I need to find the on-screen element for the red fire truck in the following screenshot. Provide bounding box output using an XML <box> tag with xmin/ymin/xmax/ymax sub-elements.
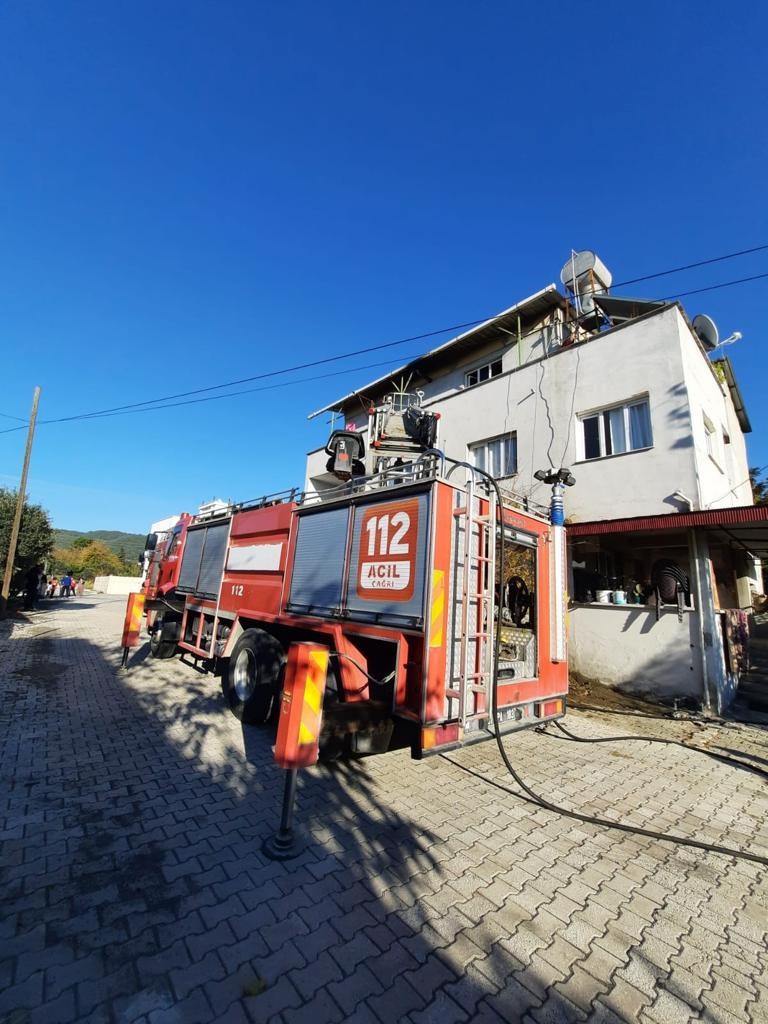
<box><xmin>142</xmin><ymin>394</ymin><xmax>569</xmax><ymax>758</ymax></box>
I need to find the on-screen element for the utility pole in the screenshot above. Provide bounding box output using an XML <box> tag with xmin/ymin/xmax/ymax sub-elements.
<box><xmin>0</xmin><ymin>387</ymin><xmax>41</xmax><ymax>618</ymax></box>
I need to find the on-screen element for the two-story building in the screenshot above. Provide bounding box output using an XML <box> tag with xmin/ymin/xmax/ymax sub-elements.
<box><xmin>304</xmin><ymin>253</ymin><xmax>767</xmax><ymax>712</ymax></box>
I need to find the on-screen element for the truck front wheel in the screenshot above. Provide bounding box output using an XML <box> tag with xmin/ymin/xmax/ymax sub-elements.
<box><xmin>223</xmin><ymin>629</ymin><xmax>284</xmax><ymax>724</ymax></box>
<box><xmin>150</xmin><ymin>612</ymin><xmax>178</xmax><ymax>659</ymax></box>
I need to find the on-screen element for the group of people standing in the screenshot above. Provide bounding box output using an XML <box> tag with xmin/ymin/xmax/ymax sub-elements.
<box><xmin>48</xmin><ymin>573</ymin><xmax>84</xmax><ymax>598</ymax></box>
<box><xmin>23</xmin><ymin>566</ymin><xmax>85</xmax><ymax>610</ymax></box>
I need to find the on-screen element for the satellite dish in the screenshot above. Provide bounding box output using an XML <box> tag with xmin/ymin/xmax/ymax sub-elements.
<box><xmin>693</xmin><ymin>314</ymin><xmax>719</xmax><ymax>351</ymax></box>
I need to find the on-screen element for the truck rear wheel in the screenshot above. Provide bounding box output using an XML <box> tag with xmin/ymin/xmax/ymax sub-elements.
<box><xmin>223</xmin><ymin>628</ymin><xmax>284</xmax><ymax>724</ymax></box>
<box><xmin>150</xmin><ymin>612</ymin><xmax>178</xmax><ymax>659</ymax></box>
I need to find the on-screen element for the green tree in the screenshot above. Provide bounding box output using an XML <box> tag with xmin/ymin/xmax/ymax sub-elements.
<box><xmin>72</xmin><ymin>536</ymin><xmax>92</xmax><ymax>549</ymax></box>
<box><xmin>0</xmin><ymin>488</ymin><xmax>54</xmax><ymax>592</ymax></box>
<box><xmin>750</xmin><ymin>466</ymin><xmax>768</xmax><ymax>506</ymax></box>
<box><xmin>51</xmin><ymin>540</ymin><xmax>137</xmax><ymax>580</ymax></box>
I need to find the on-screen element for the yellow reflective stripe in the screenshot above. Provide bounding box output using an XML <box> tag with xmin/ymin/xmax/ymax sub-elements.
<box><xmin>430</xmin><ymin>570</ymin><xmax>445</xmax><ymax>648</ymax></box>
<box><xmin>298</xmin><ymin>646</ymin><xmax>329</xmax><ymax>746</ymax></box>
<box><xmin>298</xmin><ymin>722</ymin><xmax>315</xmax><ymax>745</ymax></box>
<box><xmin>303</xmin><ymin>676</ymin><xmax>323</xmax><ymax>717</ymax></box>
<box><xmin>308</xmin><ymin>648</ymin><xmax>329</xmax><ymax>679</ymax></box>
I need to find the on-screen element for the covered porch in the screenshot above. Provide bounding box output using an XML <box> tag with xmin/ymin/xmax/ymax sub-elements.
<box><xmin>566</xmin><ymin>506</ymin><xmax>768</xmax><ymax>713</ymax></box>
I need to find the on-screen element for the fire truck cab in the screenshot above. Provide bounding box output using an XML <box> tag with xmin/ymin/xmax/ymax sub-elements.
<box><xmin>142</xmin><ymin>513</ymin><xmax>192</xmax><ymax>658</ymax></box>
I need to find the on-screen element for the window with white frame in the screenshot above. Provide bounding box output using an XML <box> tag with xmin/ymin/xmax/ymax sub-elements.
<box><xmin>703</xmin><ymin>414</ymin><xmax>721</xmax><ymax>469</ymax></box>
<box><xmin>579</xmin><ymin>397</ymin><xmax>652</xmax><ymax>461</ymax></box>
<box><xmin>465</xmin><ymin>357</ymin><xmax>503</xmax><ymax>388</ymax></box>
<box><xmin>470</xmin><ymin>432</ymin><xmax>517</xmax><ymax>477</ymax></box>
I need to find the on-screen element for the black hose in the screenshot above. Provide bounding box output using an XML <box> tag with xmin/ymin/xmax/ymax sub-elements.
<box><xmin>570</xmin><ymin>701</ymin><xmax>761</xmax><ymax>730</ymax></box>
<box><xmin>428</xmin><ymin>451</ymin><xmax>768</xmax><ymax>868</ymax></box>
<box><xmin>569</xmin><ymin>701</ymin><xmax>678</xmax><ymax>719</ymax></box>
<box><xmin>549</xmin><ymin>719</ymin><xmax>768</xmax><ymax>782</ymax></box>
<box><xmin>328</xmin><ymin>650</ymin><xmax>394</xmax><ymax>692</ymax></box>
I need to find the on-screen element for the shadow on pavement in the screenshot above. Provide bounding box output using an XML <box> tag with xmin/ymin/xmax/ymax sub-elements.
<box><xmin>0</xmin><ymin>620</ymin><xmax>591</xmax><ymax>1024</ymax></box>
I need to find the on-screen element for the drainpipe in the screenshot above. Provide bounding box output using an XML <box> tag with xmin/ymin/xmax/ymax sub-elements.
<box><xmin>689</xmin><ymin>528</ymin><xmax>715</xmax><ymax>713</ymax></box>
<box><xmin>548</xmin><ymin>478</ymin><xmax>568</xmax><ymax>664</ymax></box>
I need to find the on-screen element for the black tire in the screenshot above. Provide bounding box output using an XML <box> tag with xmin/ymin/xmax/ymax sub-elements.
<box><xmin>222</xmin><ymin>628</ymin><xmax>284</xmax><ymax>724</ymax></box>
<box><xmin>149</xmin><ymin>612</ymin><xmax>178</xmax><ymax>660</ymax></box>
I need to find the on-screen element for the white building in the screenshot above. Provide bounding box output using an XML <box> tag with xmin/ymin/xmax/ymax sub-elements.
<box><xmin>305</xmin><ymin>255</ymin><xmax>767</xmax><ymax>711</ymax></box>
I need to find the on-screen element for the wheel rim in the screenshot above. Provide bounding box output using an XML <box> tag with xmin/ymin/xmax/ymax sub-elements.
<box><xmin>233</xmin><ymin>648</ymin><xmax>257</xmax><ymax>702</ymax></box>
<box><xmin>151</xmin><ymin>614</ymin><xmax>164</xmax><ymax>649</ymax></box>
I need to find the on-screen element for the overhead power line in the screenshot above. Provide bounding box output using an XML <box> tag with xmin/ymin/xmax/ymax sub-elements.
<box><xmin>0</xmin><ymin>355</ymin><xmax>425</xmax><ymax>435</ymax></box>
<box><xmin>1</xmin><ymin>243</ymin><xmax>766</xmax><ymax>437</ymax></box>
<box><xmin>661</xmin><ymin>271</ymin><xmax>768</xmax><ymax>301</ymax></box>
<box><xmin>40</xmin><ymin>356</ymin><xmax>424</xmax><ymax>424</ymax></box>
<box><xmin>50</xmin><ymin>319</ymin><xmax>485</xmax><ymax>422</ymax></box>
<box><xmin>611</xmin><ymin>243</ymin><xmax>768</xmax><ymax>289</ymax></box>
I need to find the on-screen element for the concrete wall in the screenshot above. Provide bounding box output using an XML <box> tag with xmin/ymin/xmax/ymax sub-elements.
<box><xmin>677</xmin><ymin>322</ymin><xmax>752</xmax><ymax>509</ymax></box>
<box><xmin>418</xmin><ymin>306</ymin><xmax>705</xmax><ymax>521</ymax></box>
<box><xmin>92</xmin><ymin>575</ymin><xmax>143</xmax><ymax>595</ymax></box>
<box><xmin>569</xmin><ymin>605</ymin><xmax>703</xmax><ymax>701</ymax></box>
<box><xmin>307</xmin><ymin>306</ymin><xmax>752</xmax><ymax>523</ymax></box>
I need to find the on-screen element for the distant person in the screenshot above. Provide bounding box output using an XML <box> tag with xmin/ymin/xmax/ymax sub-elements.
<box><xmin>60</xmin><ymin>573</ymin><xmax>72</xmax><ymax>597</ymax></box>
<box><xmin>76</xmin><ymin>577</ymin><xmax>85</xmax><ymax>596</ymax></box>
<box><xmin>47</xmin><ymin>576</ymin><xmax>58</xmax><ymax>598</ymax></box>
<box><xmin>38</xmin><ymin>571</ymin><xmax>48</xmax><ymax>598</ymax></box>
<box><xmin>24</xmin><ymin>564</ymin><xmax>41</xmax><ymax>610</ymax></box>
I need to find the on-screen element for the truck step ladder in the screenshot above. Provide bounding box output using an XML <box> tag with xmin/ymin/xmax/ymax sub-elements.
<box><xmin>448</xmin><ymin>475</ymin><xmax>497</xmax><ymax>726</ymax></box>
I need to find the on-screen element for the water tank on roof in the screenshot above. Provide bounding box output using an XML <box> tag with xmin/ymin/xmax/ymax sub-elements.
<box><xmin>560</xmin><ymin>250</ymin><xmax>613</xmax><ymax>315</ymax></box>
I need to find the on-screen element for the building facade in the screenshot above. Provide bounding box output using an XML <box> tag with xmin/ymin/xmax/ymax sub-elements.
<box><xmin>305</xmin><ymin>261</ymin><xmax>764</xmax><ymax>710</ymax></box>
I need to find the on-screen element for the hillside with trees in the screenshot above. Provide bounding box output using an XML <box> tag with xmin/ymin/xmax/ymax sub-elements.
<box><xmin>53</xmin><ymin>529</ymin><xmax>145</xmax><ymax>563</ymax></box>
<box><xmin>49</xmin><ymin>537</ymin><xmax>138</xmax><ymax>579</ymax></box>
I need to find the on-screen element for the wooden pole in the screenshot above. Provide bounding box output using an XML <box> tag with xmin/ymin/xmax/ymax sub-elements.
<box><xmin>0</xmin><ymin>387</ymin><xmax>41</xmax><ymax>617</ymax></box>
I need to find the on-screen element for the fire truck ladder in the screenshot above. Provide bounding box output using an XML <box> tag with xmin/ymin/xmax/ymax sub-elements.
<box><xmin>447</xmin><ymin>476</ymin><xmax>497</xmax><ymax>728</ymax></box>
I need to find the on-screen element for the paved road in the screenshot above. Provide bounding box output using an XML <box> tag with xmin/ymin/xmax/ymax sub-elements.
<box><xmin>1</xmin><ymin>595</ymin><xmax>766</xmax><ymax>1023</ymax></box>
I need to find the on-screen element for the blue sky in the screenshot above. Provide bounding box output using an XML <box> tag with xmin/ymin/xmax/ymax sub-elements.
<box><xmin>2</xmin><ymin>1</ymin><xmax>766</xmax><ymax>532</ymax></box>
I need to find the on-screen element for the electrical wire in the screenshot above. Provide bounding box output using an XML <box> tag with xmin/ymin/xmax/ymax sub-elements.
<box><xmin>0</xmin><ymin>355</ymin><xmax>422</xmax><ymax>433</ymax></box>
<box><xmin>3</xmin><ymin>245</ymin><xmax>767</xmax><ymax>436</ymax></box>
<box><xmin>662</xmin><ymin>271</ymin><xmax>768</xmax><ymax>301</ymax></box>
<box><xmin>430</xmin><ymin>450</ymin><xmax>768</xmax><ymax>866</ymax></box>
<box><xmin>611</xmin><ymin>243</ymin><xmax>768</xmax><ymax>289</ymax></box>
<box><xmin>559</xmin><ymin>340</ymin><xmax>580</xmax><ymax>468</ymax></box>
<box><xmin>549</xmin><ymin>718</ymin><xmax>768</xmax><ymax>782</ymax></box>
<box><xmin>538</xmin><ymin>364</ymin><xmax>556</xmax><ymax>469</ymax></box>
<box><xmin>704</xmin><ymin>464</ymin><xmax>768</xmax><ymax>508</ymax></box>
<box><xmin>0</xmin><ymin>319</ymin><xmax>486</xmax><ymax>436</ymax></box>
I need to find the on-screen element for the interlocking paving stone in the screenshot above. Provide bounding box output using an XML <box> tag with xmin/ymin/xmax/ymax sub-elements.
<box><xmin>1</xmin><ymin>597</ymin><xmax>767</xmax><ymax>1023</ymax></box>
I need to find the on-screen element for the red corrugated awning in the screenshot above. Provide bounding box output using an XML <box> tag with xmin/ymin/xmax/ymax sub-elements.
<box><xmin>568</xmin><ymin>505</ymin><xmax>768</xmax><ymax>558</ymax></box>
